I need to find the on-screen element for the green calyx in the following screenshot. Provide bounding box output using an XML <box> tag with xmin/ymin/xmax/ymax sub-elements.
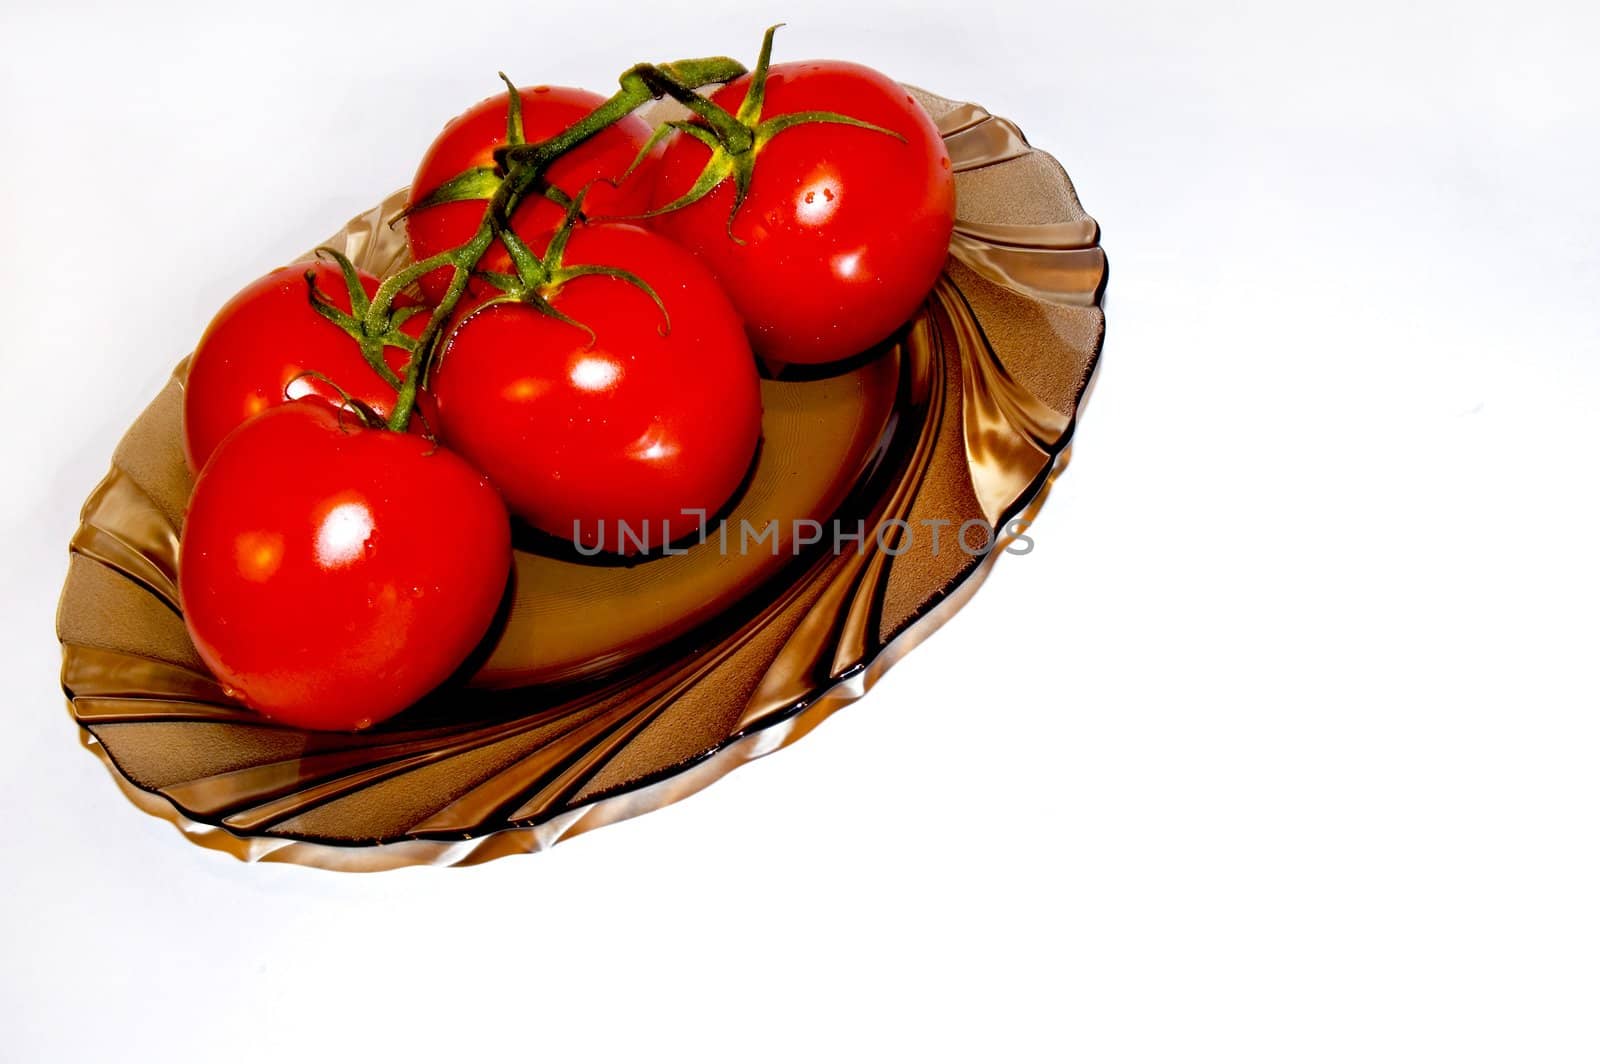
<box><xmin>303</xmin><ymin>239</ymin><xmax>487</xmax><ymax>435</ymax></box>
<box><xmin>474</xmin><ymin>189</ymin><xmax>671</xmax><ymax>344</ymax></box>
<box><xmin>303</xmin><ymin>247</ymin><xmax>421</xmax><ymax>394</ymax></box>
<box><xmin>621</xmin><ymin>24</ymin><xmax>905</xmax><ymax>240</ymax></box>
<box><xmin>399</xmin><ymin>73</ymin><xmax>573</xmax><ymax>223</ymax></box>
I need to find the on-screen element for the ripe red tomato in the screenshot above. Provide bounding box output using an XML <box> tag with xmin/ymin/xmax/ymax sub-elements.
<box><xmin>179</xmin><ymin>400</ymin><xmax>511</xmax><ymax>731</ymax></box>
<box><xmin>431</xmin><ymin>223</ymin><xmax>761</xmax><ymax>553</ymax></box>
<box><xmin>182</xmin><ymin>260</ymin><xmax>433</xmax><ymax>473</ymax></box>
<box><xmin>406</xmin><ymin>85</ymin><xmax>655</xmax><ymax>303</ymax></box>
<box><xmin>648</xmin><ymin>62</ymin><xmax>956</xmax><ymax>365</ymax></box>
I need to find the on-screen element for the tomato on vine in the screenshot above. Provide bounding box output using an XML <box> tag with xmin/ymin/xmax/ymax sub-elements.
<box><xmin>431</xmin><ymin>221</ymin><xmax>761</xmax><ymax>554</ymax></box>
<box><xmin>405</xmin><ymin>81</ymin><xmax>656</xmax><ymax>304</ymax></box>
<box><xmin>176</xmin><ymin>39</ymin><xmax>962</xmax><ymax>733</ymax></box>
<box><xmin>640</xmin><ymin>27</ymin><xmax>956</xmax><ymax>365</ymax></box>
<box><xmin>179</xmin><ymin>399</ymin><xmax>511</xmax><ymax>731</ymax></box>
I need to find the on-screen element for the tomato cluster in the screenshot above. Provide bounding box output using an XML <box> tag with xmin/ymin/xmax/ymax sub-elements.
<box><xmin>176</xmin><ymin>28</ymin><xmax>956</xmax><ymax>731</ymax></box>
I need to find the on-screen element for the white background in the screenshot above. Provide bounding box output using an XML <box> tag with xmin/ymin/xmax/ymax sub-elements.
<box><xmin>3</xmin><ymin>0</ymin><xmax>1597</xmax><ymax>1060</ymax></box>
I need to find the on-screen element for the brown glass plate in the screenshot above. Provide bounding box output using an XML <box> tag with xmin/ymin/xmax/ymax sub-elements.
<box><xmin>55</xmin><ymin>86</ymin><xmax>1106</xmax><ymax>870</ymax></box>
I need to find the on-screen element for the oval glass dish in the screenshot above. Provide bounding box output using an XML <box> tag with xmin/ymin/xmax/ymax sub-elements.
<box><xmin>56</xmin><ymin>87</ymin><xmax>1106</xmax><ymax>870</ymax></box>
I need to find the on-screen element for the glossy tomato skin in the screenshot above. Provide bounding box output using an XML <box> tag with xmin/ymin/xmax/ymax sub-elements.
<box><xmin>182</xmin><ymin>260</ymin><xmax>433</xmax><ymax>474</ymax></box>
<box><xmin>431</xmin><ymin>223</ymin><xmax>761</xmax><ymax>553</ymax></box>
<box><xmin>179</xmin><ymin>400</ymin><xmax>511</xmax><ymax>731</ymax></box>
<box><xmin>649</xmin><ymin>62</ymin><xmax>956</xmax><ymax>365</ymax></box>
<box><xmin>406</xmin><ymin>85</ymin><xmax>655</xmax><ymax>303</ymax></box>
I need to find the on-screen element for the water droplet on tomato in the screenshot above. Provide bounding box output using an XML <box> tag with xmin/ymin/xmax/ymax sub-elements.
<box><xmin>354</xmin><ymin>717</ymin><xmax>373</xmax><ymax>730</ymax></box>
<box><xmin>409</xmin><ymin>585</ymin><xmax>425</xmax><ymax>599</ymax></box>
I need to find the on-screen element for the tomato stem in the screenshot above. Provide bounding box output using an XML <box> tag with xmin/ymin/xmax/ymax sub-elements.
<box><xmin>373</xmin><ymin>55</ymin><xmax>746</xmax><ymax>434</ymax></box>
<box><xmin>499</xmin><ymin>72</ymin><xmax>526</xmax><ymax>147</ymax></box>
<box><xmin>286</xmin><ymin>369</ymin><xmax>387</xmax><ymax>430</ymax></box>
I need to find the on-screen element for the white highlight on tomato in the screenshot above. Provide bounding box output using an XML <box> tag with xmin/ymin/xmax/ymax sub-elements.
<box><xmin>796</xmin><ymin>170</ymin><xmax>840</xmax><ymax>225</ymax></box>
<box><xmin>570</xmin><ymin>356</ymin><xmax>620</xmax><ymax>392</ymax></box>
<box><xmin>284</xmin><ymin>372</ymin><xmax>317</xmax><ymax>401</ymax></box>
<box><xmin>831</xmin><ymin>249</ymin><xmax>864</xmax><ymax>280</ymax></box>
<box><xmin>630</xmin><ymin>426</ymin><xmax>679</xmax><ymax>463</ymax></box>
<box><xmin>315</xmin><ymin>499</ymin><xmax>375</xmax><ymax>568</ymax></box>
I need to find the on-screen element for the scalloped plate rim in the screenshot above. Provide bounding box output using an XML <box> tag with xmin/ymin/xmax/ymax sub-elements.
<box><xmin>65</xmin><ymin>430</ymin><xmax>1090</xmax><ymax>870</ymax></box>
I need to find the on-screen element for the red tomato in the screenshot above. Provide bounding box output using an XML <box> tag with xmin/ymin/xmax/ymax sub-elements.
<box><xmin>179</xmin><ymin>400</ymin><xmax>510</xmax><ymax>731</ymax></box>
<box><xmin>431</xmin><ymin>223</ymin><xmax>761</xmax><ymax>553</ymax></box>
<box><xmin>406</xmin><ymin>85</ymin><xmax>655</xmax><ymax>303</ymax></box>
<box><xmin>182</xmin><ymin>260</ymin><xmax>434</xmax><ymax>473</ymax></box>
<box><xmin>648</xmin><ymin>62</ymin><xmax>956</xmax><ymax>365</ymax></box>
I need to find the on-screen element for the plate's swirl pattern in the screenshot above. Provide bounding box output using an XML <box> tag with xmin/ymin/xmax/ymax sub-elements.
<box><xmin>56</xmin><ymin>87</ymin><xmax>1105</xmax><ymax>870</ymax></box>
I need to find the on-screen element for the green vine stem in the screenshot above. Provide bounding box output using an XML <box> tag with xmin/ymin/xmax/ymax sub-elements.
<box><xmin>302</xmin><ymin>29</ymin><xmax>906</xmax><ymax>436</ymax></box>
<box><xmin>349</xmin><ymin>53</ymin><xmax>749</xmax><ymax>434</ymax></box>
